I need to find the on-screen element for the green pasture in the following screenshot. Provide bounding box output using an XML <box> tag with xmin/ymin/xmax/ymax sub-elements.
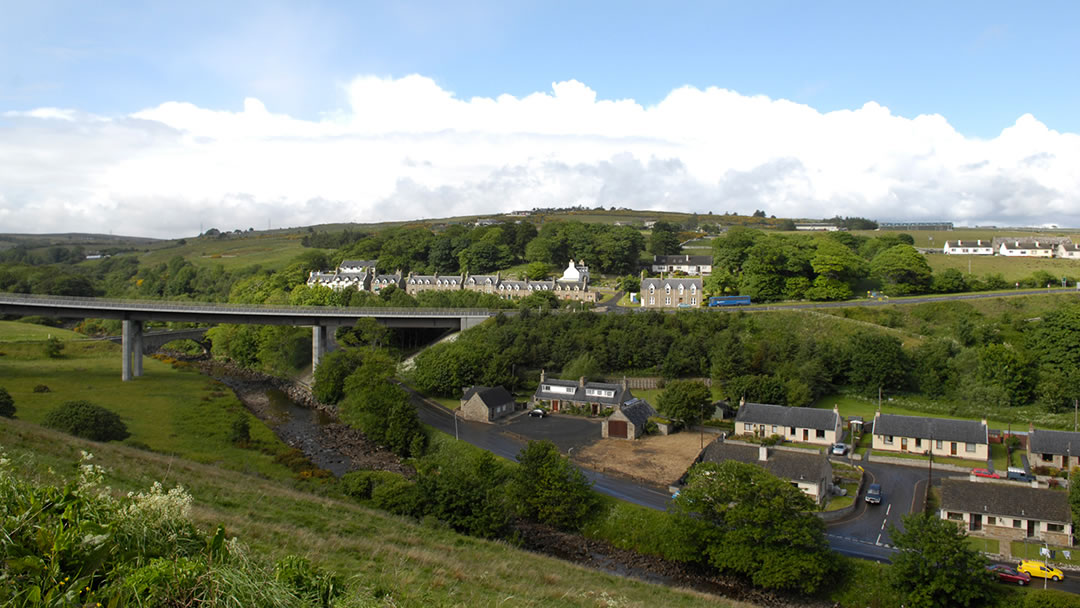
<box><xmin>139</xmin><ymin>232</ymin><xmax>314</xmax><ymax>271</ymax></box>
<box><xmin>925</xmin><ymin>253</ymin><xmax>1080</xmax><ymax>282</ymax></box>
<box><xmin>850</xmin><ymin>228</ymin><xmax>1080</xmax><ymax>250</ymax></box>
<box><xmin>0</xmin><ymin>329</ymin><xmax>297</xmax><ymax>481</ymax></box>
<box><xmin>0</xmin><ymin>320</ymin><xmax>83</xmax><ymax>342</ymax></box>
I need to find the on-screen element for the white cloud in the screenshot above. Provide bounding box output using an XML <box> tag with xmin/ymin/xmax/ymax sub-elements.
<box><xmin>1</xmin><ymin>74</ymin><xmax>1079</xmax><ymax>238</ymax></box>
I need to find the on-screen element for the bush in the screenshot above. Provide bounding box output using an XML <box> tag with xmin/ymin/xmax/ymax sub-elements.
<box><xmin>43</xmin><ymin>335</ymin><xmax>65</xmax><ymax>358</ymax></box>
<box><xmin>371</xmin><ymin>475</ymin><xmax>422</xmax><ymax>517</ymax></box>
<box><xmin>33</xmin><ymin>384</ymin><xmax>50</xmax><ymax>393</ymax></box>
<box><xmin>42</xmin><ymin>400</ymin><xmax>130</xmax><ymax>441</ymax></box>
<box><xmin>1022</xmin><ymin>588</ymin><xmax>1080</xmax><ymax>608</ymax></box>
<box><xmin>340</xmin><ymin>470</ymin><xmax>403</xmax><ymax>500</ymax></box>
<box><xmin>230</xmin><ymin>414</ymin><xmax>251</xmax><ymax>446</ymax></box>
<box><xmin>0</xmin><ymin>387</ymin><xmax>14</xmax><ymax>418</ymax></box>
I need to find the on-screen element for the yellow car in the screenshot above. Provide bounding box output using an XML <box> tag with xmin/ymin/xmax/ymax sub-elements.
<box><xmin>1018</xmin><ymin>560</ymin><xmax>1064</xmax><ymax>581</ymax></box>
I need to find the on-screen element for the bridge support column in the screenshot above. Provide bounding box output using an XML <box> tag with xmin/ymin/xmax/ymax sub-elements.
<box><xmin>122</xmin><ymin>320</ymin><xmax>144</xmax><ymax>381</ymax></box>
<box><xmin>312</xmin><ymin>325</ymin><xmax>328</xmax><ymax>370</ymax></box>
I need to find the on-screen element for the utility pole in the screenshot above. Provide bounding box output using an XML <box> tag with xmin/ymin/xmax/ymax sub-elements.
<box><xmin>454</xmin><ymin>409</ymin><xmax>459</xmax><ymax>441</ymax></box>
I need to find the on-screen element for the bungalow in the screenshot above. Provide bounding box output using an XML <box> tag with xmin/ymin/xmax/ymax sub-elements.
<box><xmin>532</xmin><ymin>371</ymin><xmax>635</xmax><ymax>415</ymax></box>
<box><xmin>1057</xmin><ymin>242</ymin><xmax>1080</xmax><ymax>259</ymax></box>
<box><xmin>871</xmin><ymin>412</ymin><xmax>989</xmax><ymax>460</ymax></box>
<box><xmin>459</xmin><ymin>385</ymin><xmax>516</xmax><ymax>423</ymax></box>
<box><xmin>1027</xmin><ymin>426</ymin><xmax>1080</xmax><ymax>471</ymax></box>
<box><xmin>734</xmin><ymin>402</ymin><xmax>843</xmax><ymax>447</ymax></box>
<box><xmin>940</xmin><ymin>479</ymin><xmax>1073</xmax><ymax>546</ymax></box>
<box><xmin>651</xmin><ymin>254</ymin><xmax>714</xmax><ymax>276</ymax></box>
<box><xmin>794</xmin><ymin>223</ymin><xmax>839</xmax><ymax>232</ymax></box>
<box><xmin>602</xmin><ymin>398</ymin><xmax>656</xmax><ymax>440</ymax></box>
<box><xmin>999</xmin><ymin>240</ymin><xmax>1054</xmax><ymax>258</ymax></box>
<box><xmin>640</xmin><ymin>277</ymin><xmax>702</xmax><ymax>308</ymax></box>
<box><xmin>306</xmin><ymin>270</ymin><xmax>370</xmax><ymax>291</ymax></box>
<box><xmin>942</xmin><ymin>240</ymin><xmax>994</xmax><ymax>255</ymax></box>
<box><xmin>699</xmin><ymin>438</ymin><xmax>833</xmax><ymax>503</ymax></box>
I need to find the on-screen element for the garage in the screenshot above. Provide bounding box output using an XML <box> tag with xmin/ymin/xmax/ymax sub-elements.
<box><xmin>607</xmin><ymin>420</ymin><xmax>628</xmax><ymax>439</ymax></box>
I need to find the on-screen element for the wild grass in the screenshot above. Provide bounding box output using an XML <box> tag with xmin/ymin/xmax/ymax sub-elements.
<box><xmin>0</xmin><ymin>419</ymin><xmax>746</xmax><ymax>607</ymax></box>
<box><xmin>0</xmin><ymin>320</ymin><xmax>84</xmax><ymax>342</ymax></box>
<box><xmin>139</xmin><ymin>232</ymin><xmax>314</xmax><ymax>272</ymax></box>
<box><xmin>925</xmin><ymin>254</ymin><xmax>1080</xmax><ymax>282</ymax></box>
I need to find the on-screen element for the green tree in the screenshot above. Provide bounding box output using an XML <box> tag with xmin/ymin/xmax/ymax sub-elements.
<box><xmin>847</xmin><ymin>332</ymin><xmax>910</xmax><ymax>394</ymax></box>
<box><xmin>648</xmin><ymin>221</ymin><xmax>681</xmax><ymax>256</ymax></box>
<box><xmin>977</xmin><ymin>343</ymin><xmax>1036</xmax><ymax>406</ymax></box>
<box><xmin>524</xmin><ymin>261</ymin><xmax>550</xmax><ymax>280</ymax></box>
<box><xmin>889</xmin><ymin>513</ymin><xmax>994</xmax><ymax>608</ymax></box>
<box><xmin>869</xmin><ymin>244</ymin><xmax>933</xmax><ymax>295</ymax></box>
<box><xmin>415</xmin><ymin>449</ymin><xmax>512</xmax><ymax>538</ymax></box>
<box><xmin>1027</xmin><ymin>302</ymin><xmax>1080</xmax><ymax>376</ymax></box>
<box><xmin>312</xmin><ymin>349</ymin><xmax>363</xmax><ymax>404</ymax></box>
<box><xmin>44</xmin><ymin>335</ymin><xmax>64</xmax><ymax>358</ymax></box>
<box><xmin>561</xmin><ymin>351</ymin><xmax>602</xmax><ymax>380</ymax></box>
<box><xmin>508</xmin><ymin>440</ymin><xmax>597</xmax><ymax>531</ymax></box>
<box><xmin>672</xmin><ymin>461</ymin><xmax>835</xmax><ymax>593</ymax></box>
<box><xmin>229</xmin><ymin>414</ymin><xmax>251</xmax><ymax>446</ymax></box>
<box><xmin>722</xmin><ymin>374</ymin><xmax>787</xmax><ymax>405</ymax></box>
<box><xmin>42</xmin><ymin>400</ymin><xmax>130</xmax><ymax>441</ymax></box>
<box><xmin>616</xmin><ymin>274</ymin><xmax>640</xmax><ymax>293</ymax></box>
<box><xmin>0</xmin><ymin>387</ymin><xmax>14</xmax><ymax>418</ymax></box>
<box><xmin>518</xmin><ymin>290</ymin><xmax>560</xmax><ymax>311</ymax></box>
<box><xmin>657</xmin><ymin>380</ymin><xmax>711</xmax><ymax>426</ymax></box>
<box><xmin>712</xmin><ymin>226</ymin><xmax>764</xmax><ymax>274</ymax></box>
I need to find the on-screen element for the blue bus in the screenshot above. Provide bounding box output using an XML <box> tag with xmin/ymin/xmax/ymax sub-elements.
<box><xmin>708</xmin><ymin>295</ymin><xmax>752</xmax><ymax>307</ymax></box>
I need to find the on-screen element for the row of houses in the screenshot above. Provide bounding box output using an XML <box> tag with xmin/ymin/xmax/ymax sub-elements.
<box><xmin>733</xmin><ymin>402</ymin><xmax>1075</xmax><ymax>545</ymax></box>
<box><xmin>307</xmin><ymin>259</ymin><xmax>599</xmax><ymax>302</ymax></box>
<box><xmin>943</xmin><ymin>237</ymin><xmax>1080</xmax><ymax>258</ymax></box>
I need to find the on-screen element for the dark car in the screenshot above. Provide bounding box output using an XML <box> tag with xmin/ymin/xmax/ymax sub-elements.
<box><xmin>865</xmin><ymin>483</ymin><xmax>882</xmax><ymax>505</ymax></box>
<box><xmin>987</xmin><ymin>564</ymin><xmax>1031</xmax><ymax>586</ymax></box>
<box><xmin>1006</xmin><ymin>467</ymin><xmax>1035</xmax><ymax>482</ymax></box>
<box><xmin>528</xmin><ymin>409</ymin><xmax>548</xmax><ymax>418</ymax></box>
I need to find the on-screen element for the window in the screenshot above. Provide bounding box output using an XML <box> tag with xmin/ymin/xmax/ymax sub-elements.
<box><xmin>1049</xmin><ymin>523</ymin><xmax>1065</xmax><ymax>532</ymax></box>
<box><xmin>665</xmin><ymin>296</ymin><xmax>671</xmax><ymax>305</ymax></box>
<box><xmin>947</xmin><ymin>512</ymin><xmax>963</xmax><ymax>521</ymax></box>
<box><xmin>691</xmin><ymin>297</ymin><xmax>697</xmax><ymax>305</ymax></box>
<box><xmin>987</xmin><ymin>517</ymin><xmax>996</xmax><ymax>526</ymax></box>
<box><xmin>1043</xmin><ymin>453</ymin><xmax>1054</xmax><ymax>462</ymax></box>
<box><xmin>816</xmin><ymin>429</ymin><xmax>825</xmax><ymax>439</ymax></box>
<box><xmin>744</xmin><ymin>423</ymin><xmax>752</xmax><ymax>431</ymax></box>
<box><xmin>649</xmin><ymin>296</ymin><xmax>655</xmax><ymax>305</ymax></box>
<box><xmin>772</xmin><ymin>425</ymin><xmax>778</xmax><ymax>434</ymax></box>
<box><xmin>936</xmin><ymin>440</ymin><xmax>943</xmax><ymax>450</ymax></box>
<box><xmin>1013</xmin><ymin>519</ymin><xmax>1023</xmax><ymax>529</ymax></box>
<box><xmin>691</xmin><ymin>284</ymin><xmax>696</xmax><ymax>293</ymax></box>
<box><xmin>665</xmin><ymin>285</ymin><xmax>671</xmax><ymax>294</ymax></box>
<box><xmin>965</xmin><ymin>443</ymin><xmax>976</xmax><ymax>453</ymax></box>
<box><xmin>915</xmin><ymin>438</ymin><xmax>922</xmax><ymax>448</ymax></box>
<box><xmin>649</xmin><ymin>285</ymin><xmax>655</xmax><ymax>293</ymax></box>
<box><xmin>679</xmin><ymin>284</ymin><xmax>684</xmax><ymax>294</ymax></box>
<box><xmin>883</xmin><ymin>435</ymin><xmax>893</xmax><ymax>445</ymax></box>
<box><xmin>789</xmin><ymin>426</ymin><xmax>795</xmax><ymax>435</ymax></box>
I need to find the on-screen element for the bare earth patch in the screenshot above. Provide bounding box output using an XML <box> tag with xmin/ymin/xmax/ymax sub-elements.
<box><xmin>575</xmin><ymin>432</ymin><xmax>708</xmax><ymax>486</ymax></box>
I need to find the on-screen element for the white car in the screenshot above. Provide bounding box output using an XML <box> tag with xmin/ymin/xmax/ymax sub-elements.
<box><xmin>830</xmin><ymin>443</ymin><xmax>848</xmax><ymax>456</ymax></box>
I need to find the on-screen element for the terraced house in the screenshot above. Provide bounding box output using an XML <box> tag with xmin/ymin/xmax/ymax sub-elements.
<box><xmin>941</xmin><ymin>479</ymin><xmax>1073</xmax><ymax>546</ymax></box>
<box><xmin>532</xmin><ymin>371</ymin><xmax>635</xmax><ymax>415</ymax></box>
<box><xmin>871</xmin><ymin>412</ymin><xmax>989</xmax><ymax>460</ymax></box>
<box><xmin>640</xmin><ymin>277</ymin><xmax>702</xmax><ymax>308</ymax></box>
<box><xmin>734</xmin><ymin>402</ymin><xmax>843</xmax><ymax>447</ymax></box>
<box><xmin>1027</xmin><ymin>426</ymin><xmax>1080</xmax><ymax>471</ymax></box>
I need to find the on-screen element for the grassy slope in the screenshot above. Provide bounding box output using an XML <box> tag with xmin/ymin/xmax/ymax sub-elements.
<box><xmin>0</xmin><ymin>320</ymin><xmax>83</xmax><ymax>342</ymax></box>
<box><xmin>0</xmin><ymin>323</ymin><xmax>747</xmax><ymax>607</ymax></box>
<box><xmin>138</xmin><ymin>232</ymin><xmax>316</xmax><ymax>272</ymax></box>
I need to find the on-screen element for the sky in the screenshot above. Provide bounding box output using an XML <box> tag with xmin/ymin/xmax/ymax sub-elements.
<box><xmin>2</xmin><ymin>1</ymin><xmax>1079</xmax><ymax>238</ymax></box>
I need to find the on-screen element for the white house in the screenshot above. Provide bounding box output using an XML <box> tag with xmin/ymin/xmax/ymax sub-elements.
<box><xmin>943</xmin><ymin>240</ymin><xmax>994</xmax><ymax>255</ymax></box>
<box><xmin>1057</xmin><ymin>242</ymin><xmax>1080</xmax><ymax>259</ymax></box>
<box><xmin>999</xmin><ymin>240</ymin><xmax>1054</xmax><ymax>257</ymax></box>
<box><xmin>651</xmin><ymin>254</ymin><xmax>713</xmax><ymax>276</ymax></box>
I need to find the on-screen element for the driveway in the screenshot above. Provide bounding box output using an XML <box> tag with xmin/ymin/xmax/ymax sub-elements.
<box><xmin>502</xmin><ymin>412</ymin><xmax>601</xmax><ymax>453</ymax></box>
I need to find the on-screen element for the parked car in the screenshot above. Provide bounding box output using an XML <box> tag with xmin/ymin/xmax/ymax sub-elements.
<box><xmin>986</xmin><ymin>564</ymin><xmax>1031</xmax><ymax>586</ymax></box>
<box><xmin>971</xmin><ymin>468</ymin><xmax>1000</xmax><ymax>479</ymax></box>
<box><xmin>865</xmin><ymin>483</ymin><xmax>882</xmax><ymax>504</ymax></box>
<box><xmin>528</xmin><ymin>409</ymin><xmax>548</xmax><ymax>418</ymax></box>
<box><xmin>830</xmin><ymin>443</ymin><xmax>848</xmax><ymax>456</ymax></box>
<box><xmin>1006</xmin><ymin>467</ymin><xmax>1035</xmax><ymax>482</ymax></box>
<box><xmin>1018</xmin><ymin>560</ymin><xmax>1064</xmax><ymax>581</ymax></box>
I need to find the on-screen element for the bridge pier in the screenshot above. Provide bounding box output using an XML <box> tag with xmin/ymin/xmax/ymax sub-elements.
<box><xmin>121</xmin><ymin>320</ymin><xmax>144</xmax><ymax>381</ymax></box>
<box><xmin>312</xmin><ymin>325</ymin><xmax>328</xmax><ymax>370</ymax></box>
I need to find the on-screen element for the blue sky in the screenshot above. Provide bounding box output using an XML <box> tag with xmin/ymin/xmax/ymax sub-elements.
<box><xmin>2</xmin><ymin>1</ymin><xmax>1079</xmax><ymax>236</ymax></box>
<box><xmin>5</xmin><ymin>1</ymin><xmax>1078</xmax><ymax>136</ymax></box>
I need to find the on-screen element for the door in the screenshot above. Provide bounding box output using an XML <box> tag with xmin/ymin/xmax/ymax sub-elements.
<box><xmin>970</xmin><ymin>514</ymin><xmax>982</xmax><ymax>531</ymax></box>
<box><xmin>608</xmin><ymin>420</ymin><xmax>628</xmax><ymax>439</ymax></box>
<box><xmin>552</xmin><ymin>400</ymin><xmax>560</xmax><ymax>412</ymax></box>
<box><xmin>803</xmin><ymin>429</ymin><xmax>808</xmax><ymax>441</ymax></box>
<box><xmin>901</xmin><ymin>437</ymin><xmax>908</xmax><ymax>451</ymax></box>
<box><xmin>1027</xmin><ymin>520</ymin><xmax>1037</xmax><ymax>538</ymax></box>
<box><xmin>951</xmin><ymin>442</ymin><xmax>957</xmax><ymax>456</ymax></box>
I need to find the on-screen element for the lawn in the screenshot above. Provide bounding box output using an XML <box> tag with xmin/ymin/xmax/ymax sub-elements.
<box><xmin>1011</xmin><ymin>541</ymin><xmax>1080</xmax><ymax>566</ymax></box>
<box><xmin>0</xmin><ymin>320</ymin><xmax>83</xmax><ymax>342</ymax></box>
<box><xmin>0</xmin><ymin>332</ymin><xmax>299</xmax><ymax>482</ymax></box>
<box><xmin>875</xmin><ymin>450</ymin><xmax>985</xmax><ymax>469</ymax></box>
<box><xmin>824</xmin><ymin>481</ymin><xmax>860</xmax><ymax>511</ymax></box>
<box><xmin>990</xmin><ymin>442</ymin><xmax>1009</xmax><ymax>472</ymax></box>
<box><xmin>967</xmin><ymin>537</ymin><xmax>1000</xmax><ymax>554</ymax></box>
<box><xmin>925</xmin><ymin>253</ymin><xmax>1080</xmax><ymax>282</ymax></box>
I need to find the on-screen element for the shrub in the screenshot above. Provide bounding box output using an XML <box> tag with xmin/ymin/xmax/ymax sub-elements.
<box><xmin>33</xmin><ymin>384</ymin><xmax>50</xmax><ymax>393</ymax></box>
<box><xmin>0</xmin><ymin>387</ymin><xmax>14</xmax><ymax>418</ymax></box>
<box><xmin>43</xmin><ymin>335</ymin><xmax>65</xmax><ymax>358</ymax></box>
<box><xmin>230</xmin><ymin>414</ymin><xmax>251</xmax><ymax>446</ymax></box>
<box><xmin>1022</xmin><ymin>588</ymin><xmax>1080</xmax><ymax>608</ymax></box>
<box><xmin>42</xmin><ymin>400</ymin><xmax>130</xmax><ymax>441</ymax></box>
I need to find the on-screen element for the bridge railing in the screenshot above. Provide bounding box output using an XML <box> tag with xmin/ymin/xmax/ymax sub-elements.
<box><xmin>0</xmin><ymin>292</ymin><xmax>493</xmax><ymax>317</ymax></box>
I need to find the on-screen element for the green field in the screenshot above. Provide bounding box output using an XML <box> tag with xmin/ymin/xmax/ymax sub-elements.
<box><xmin>0</xmin><ymin>320</ymin><xmax>83</xmax><ymax>342</ymax></box>
<box><xmin>137</xmin><ymin>232</ymin><xmax>315</xmax><ymax>272</ymax></box>
<box><xmin>851</xmin><ymin>228</ymin><xmax>1080</xmax><ymax>250</ymax></box>
<box><xmin>0</xmin><ymin>329</ymin><xmax>298</xmax><ymax>481</ymax></box>
<box><xmin>925</xmin><ymin>253</ymin><xmax>1080</xmax><ymax>282</ymax></box>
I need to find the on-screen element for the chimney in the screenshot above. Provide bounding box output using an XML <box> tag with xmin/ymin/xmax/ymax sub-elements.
<box><xmin>1029</xmin><ymin>422</ymin><xmax>1035</xmax><ymax>433</ymax></box>
<box><xmin>540</xmin><ymin>369</ymin><xmax>545</xmax><ymax>382</ymax></box>
<box><xmin>981</xmin><ymin>418</ymin><xmax>987</xmax><ymax>428</ymax></box>
<box><xmin>685</xmin><ymin>254</ymin><xmax>690</xmax><ymax>261</ymax></box>
<box><xmin>622</xmin><ymin>376</ymin><xmax>628</xmax><ymax>390</ymax></box>
<box><xmin>739</xmin><ymin>396</ymin><xmax>746</xmax><ymax>407</ymax></box>
<box><xmin>579</xmin><ymin>376</ymin><xmax>586</xmax><ymax>388</ymax></box>
<box><xmin>758</xmin><ymin>445</ymin><xmax>769</xmax><ymax>462</ymax></box>
<box><xmin>977</xmin><ymin>239</ymin><xmax>982</xmax><ymax>246</ymax></box>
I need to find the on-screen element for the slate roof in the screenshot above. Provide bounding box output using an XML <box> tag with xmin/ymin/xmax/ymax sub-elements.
<box><xmin>873</xmin><ymin>414</ymin><xmax>987</xmax><ymax>444</ymax></box>
<box><xmin>1000</xmin><ymin>240</ymin><xmax>1055</xmax><ymax>251</ymax></box>
<box><xmin>944</xmin><ymin>240</ymin><xmax>992</xmax><ymax>248</ymax></box>
<box><xmin>466</xmin><ymin>275</ymin><xmax>499</xmax><ymax>285</ymax></box>
<box><xmin>1028</xmin><ymin>429</ymin><xmax>1080</xmax><ymax>456</ymax></box>
<box><xmin>1059</xmin><ymin>242</ymin><xmax>1080</xmax><ymax>253</ymax></box>
<box><xmin>614</xmin><ymin>398</ymin><xmax>656</xmax><ymax>428</ymax></box>
<box><xmin>340</xmin><ymin>259</ymin><xmax>377</xmax><ymax>270</ymax></box>
<box><xmin>941</xmin><ymin>478</ymin><xmax>1070</xmax><ymax>523</ymax></box>
<box><xmin>735</xmin><ymin>402</ymin><xmax>840</xmax><ymax>432</ymax></box>
<box><xmin>653</xmin><ymin>254</ymin><xmax>714</xmax><ymax>265</ymax></box>
<box><xmin>553</xmin><ymin>280</ymin><xmax>587</xmax><ymax>290</ymax></box>
<box><xmin>641</xmin><ymin>278</ymin><xmax>702</xmax><ymax>291</ymax></box>
<box><xmin>700</xmin><ymin>440</ymin><xmax>832</xmax><ymax>485</ymax></box>
<box><xmin>462</xmin><ymin>386</ymin><xmax>514</xmax><ymax>410</ymax></box>
<box><xmin>534</xmin><ymin>377</ymin><xmax>634</xmax><ymax>407</ymax></box>
<box><xmin>408</xmin><ymin>275</ymin><xmax>436</xmax><ymax>284</ymax></box>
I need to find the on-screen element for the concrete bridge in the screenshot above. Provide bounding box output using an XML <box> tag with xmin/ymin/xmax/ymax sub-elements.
<box><xmin>105</xmin><ymin>327</ymin><xmax>210</xmax><ymax>354</ymax></box>
<box><xmin>0</xmin><ymin>294</ymin><xmax>492</xmax><ymax>380</ymax></box>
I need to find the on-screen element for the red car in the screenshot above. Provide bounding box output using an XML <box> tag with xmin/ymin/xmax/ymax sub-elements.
<box><xmin>972</xmin><ymin>468</ymin><xmax>1000</xmax><ymax>479</ymax></box>
<box><xmin>987</xmin><ymin>564</ymin><xmax>1031</xmax><ymax>586</ymax></box>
